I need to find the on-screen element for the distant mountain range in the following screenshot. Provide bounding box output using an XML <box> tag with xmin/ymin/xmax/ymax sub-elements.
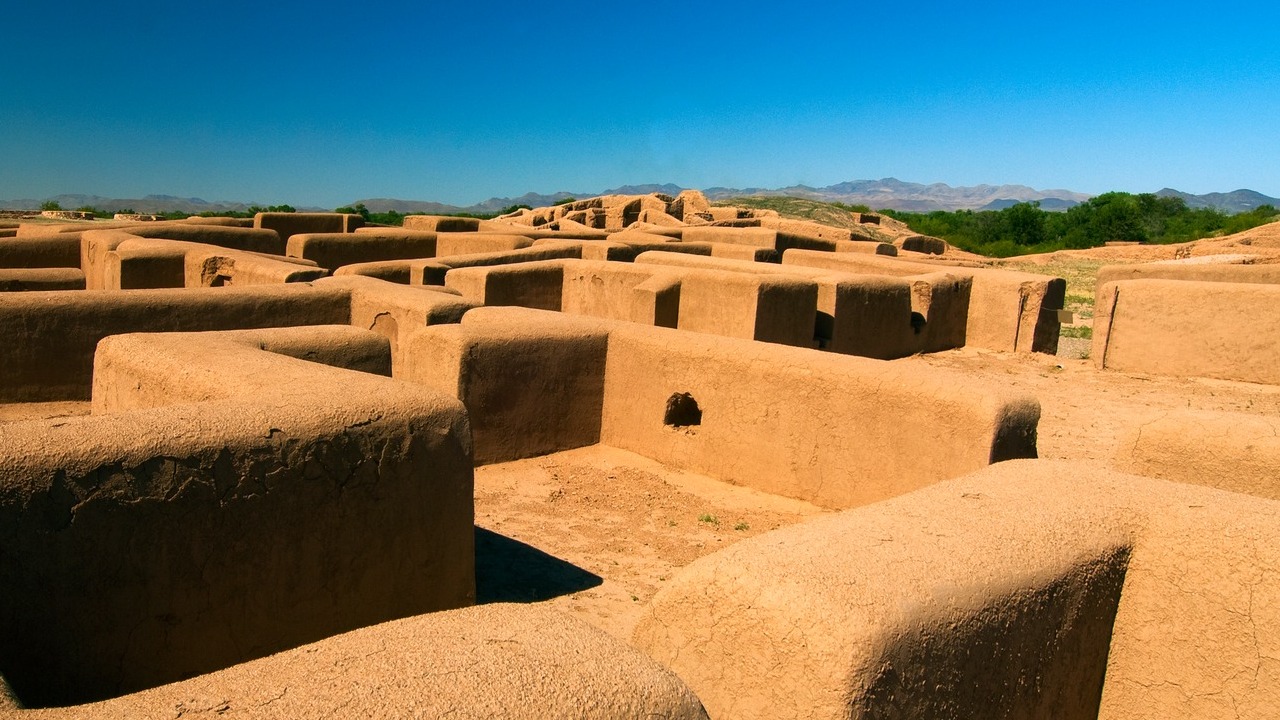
<box><xmin>4</xmin><ymin>180</ymin><xmax>1277</xmax><ymax>216</ymax></box>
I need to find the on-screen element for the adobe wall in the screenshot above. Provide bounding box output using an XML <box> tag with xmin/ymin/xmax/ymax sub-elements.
<box><xmin>81</xmin><ymin>226</ymin><xmax>284</xmax><ymax>288</ymax></box>
<box><xmin>599</xmin><ymin>318</ymin><xmax>1039</xmax><ymax>508</ymax></box>
<box><xmin>783</xmin><ymin>249</ymin><xmax>1066</xmax><ymax>353</ymax></box>
<box><xmin>401</xmin><ymin>214</ymin><xmax>481</xmax><ymax>232</ymax></box>
<box><xmin>1112</xmin><ymin>409</ymin><xmax>1280</xmax><ymax>498</ymax></box>
<box><xmin>1</xmin><ymin>604</ymin><xmax>708</xmax><ymax>719</ymax></box>
<box><xmin>402</xmin><ymin>310</ymin><xmax>609</xmax><ymax>464</ymax></box>
<box><xmin>445</xmin><ymin>260</ymin><xmax>819</xmax><ymax>347</ymax></box>
<box><xmin>561</xmin><ymin>261</ymin><xmax>682</xmax><ymax>328</ymax></box>
<box><xmin>0</xmin><ymin>284</ymin><xmax>352</xmax><ymax>402</ymax></box>
<box><xmin>416</xmin><ymin>245</ymin><xmax>584</xmax><ymax>286</ymax></box>
<box><xmin>0</xmin><ymin>326</ymin><xmax>474</xmax><ymax>707</ymax></box>
<box><xmin>287</xmin><ymin>230</ymin><xmax>438</xmax><ymax>270</ymax></box>
<box><xmin>1093</xmin><ymin>279</ymin><xmax>1280</xmax><ymax>385</ymax></box>
<box><xmin>435</xmin><ymin>232</ymin><xmax>534</xmax><ymax>257</ymax></box>
<box><xmin>634</xmin><ymin>251</ymin><xmax>969</xmax><ymax>358</ymax></box>
<box><xmin>410</xmin><ymin>307</ymin><xmax>1037</xmax><ymax>507</ymax></box>
<box><xmin>0</xmin><ymin>235</ymin><xmax>81</xmax><ymax>269</ymax></box>
<box><xmin>634</xmin><ymin>460</ymin><xmax>1280</xmax><ymax>720</ymax></box>
<box><xmin>0</xmin><ymin>269</ymin><xmax>85</xmax><ymax>292</ymax></box>
<box><xmin>319</xmin><ymin>275</ymin><xmax>476</xmax><ymax>375</ymax></box>
<box><xmin>103</xmin><ymin>237</ymin><xmax>326</xmax><ymax>289</ymax></box>
<box><xmin>1095</xmin><ymin>260</ymin><xmax>1280</xmax><ymax>290</ymax></box>
<box><xmin>253</xmin><ymin>212</ymin><xmax>363</xmax><ymax>240</ymax></box>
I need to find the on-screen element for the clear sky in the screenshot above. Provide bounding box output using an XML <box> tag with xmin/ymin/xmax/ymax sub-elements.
<box><xmin>3</xmin><ymin>0</ymin><xmax>1278</xmax><ymax>207</ymax></box>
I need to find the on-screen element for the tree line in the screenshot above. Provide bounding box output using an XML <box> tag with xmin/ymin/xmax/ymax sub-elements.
<box><xmin>878</xmin><ymin>193</ymin><xmax>1279</xmax><ymax>257</ymax></box>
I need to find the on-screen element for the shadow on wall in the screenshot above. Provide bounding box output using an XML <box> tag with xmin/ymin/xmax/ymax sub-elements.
<box><xmin>475</xmin><ymin>527</ymin><xmax>604</xmax><ymax>603</ymax></box>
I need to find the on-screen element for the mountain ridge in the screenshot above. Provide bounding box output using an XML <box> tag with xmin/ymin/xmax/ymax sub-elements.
<box><xmin>3</xmin><ymin>181</ymin><xmax>1276</xmax><ymax>216</ymax></box>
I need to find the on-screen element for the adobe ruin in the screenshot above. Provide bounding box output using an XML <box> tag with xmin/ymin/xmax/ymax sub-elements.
<box><xmin>0</xmin><ymin>192</ymin><xmax>1278</xmax><ymax>718</ymax></box>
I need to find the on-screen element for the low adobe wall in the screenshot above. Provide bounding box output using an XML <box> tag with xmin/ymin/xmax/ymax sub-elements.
<box><xmin>1112</xmin><ymin>409</ymin><xmax>1280</xmax><ymax>498</ymax></box>
<box><xmin>336</xmin><ymin>245</ymin><xmax>585</xmax><ymax>286</ymax></box>
<box><xmin>1092</xmin><ymin>279</ymin><xmax>1280</xmax><ymax>385</ymax></box>
<box><xmin>287</xmin><ymin>230</ymin><xmax>439</xmax><ymax>270</ymax></box>
<box><xmin>0</xmin><ymin>269</ymin><xmax>84</xmax><ymax>292</ymax></box>
<box><xmin>103</xmin><ymin>237</ymin><xmax>326</xmax><ymax>289</ymax></box>
<box><xmin>80</xmin><ymin>226</ymin><xmax>285</xmax><ymax>288</ymax></box>
<box><xmin>0</xmin><ymin>326</ymin><xmax>473</xmax><ymax>708</ymax></box>
<box><xmin>253</xmin><ymin>212</ymin><xmax>363</xmax><ymax>240</ymax></box>
<box><xmin>783</xmin><ymin>249</ymin><xmax>1066</xmax><ymax>353</ymax></box>
<box><xmin>318</xmin><ymin>275</ymin><xmax>476</xmax><ymax>375</ymax></box>
<box><xmin>445</xmin><ymin>259</ymin><xmax>819</xmax><ymax>348</ymax></box>
<box><xmin>1095</xmin><ymin>260</ymin><xmax>1280</xmax><ymax>290</ymax></box>
<box><xmin>635</xmin><ymin>251</ymin><xmax>970</xmax><ymax>358</ymax></box>
<box><xmin>0</xmin><ymin>604</ymin><xmax>708</xmax><ymax>719</ymax></box>
<box><xmin>634</xmin><ymin>460</ymin><xmax>1280</xmax><ymax>720</ymax></box>
<box><xmin>407</xmin><ymin>307</ymin><xmax>1039</xmax><ymax>509</ymax></box>
<box><xmin>403</xmin><ymin>311</ymin><xmax>609</xmax><ymax>464</ymax></box>
<box><xmin>0</xmin><ymin>235</ymin><xmax>82</xmax><ymax>269</ymax></box>
<box><xmin>599</xmin><ymin>317</ymin><xmax>1037</xmax><ymax>508</ymax></box>
<box><xmin>0</xmin><ymin>284</ymin><xmax>351</xmax><ymax>402</ymax></box>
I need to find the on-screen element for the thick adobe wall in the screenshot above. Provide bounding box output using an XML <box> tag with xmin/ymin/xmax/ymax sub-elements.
<box><xmin>600</xmin><ymin>318</ymin><xmax>1039</xmax><ymax>508</ymax></box>
<box><xmin>675</xmin><ymin>267</ymin><xmax>818</xmax><ymax>347</ymax></box>
<box><xmin>561</xmin><ymin>261</ymin><xmax>683</xmax><ymax>327</ymax></box>
<box><xmin>783</xmin><ymin>249</ymin><xmax>1066</xmax><ymax>353</ymax></box>
<box><xmin>81</xmin><ymin>226</ymin><xmax>284</xmax><ymax>289</ymax></box>
<box><xmin>435</xmin><ymin>232</ymin><xmax>535</xmax><ymax>257</ymax></box>
<box><xmin>1095</xmin><ymin>260</ymin><xmax>1280</xmax><ymax>290</ymax></box>
<box><xmin>253</xmin><ymin>212</ymin><xmax>363</xmax><ymax>240</ymax></box>
<box><xmin>287</xmin><ymin>230</ymin><xmax>438</xmax><ymax>270</ymax></box>
<box><xmin>317</xmin><ymin>275</ymin><xmax>476</xmax><ymax>375</ymax></box>
<box><xmin>1112</xmin><ymin>409</ymin><xmax>1280</xmax><ymax>498</ymax></box>
<box><xmin>444</xmin><ymin>258</ymin><xmax>568</xmax><ymax>309</ymax></box>
<box><xmin>1</xmin><ymin>604</ymin><xmax>708</xmax><ymax>719</ymax></box>
<box><xmin>402</xmin><ymin>310</ymin><xmax>609</xmax><ymax>464</ymax></box>
<box><xmin>334</xmin><ymin>245</ymin><xmax>585</xmax><ymax>286</ymax></box>
<box><xmin>635</xmin><ymin>250</ymin><xmax>969</xmax><ymax>358</ymax></box>
<box><xmin>0</xmin><ymin>284</ymin><xmax>352</xmax><ymax>402</ymax></box>
<box><xmin>0</xmin><ymin>327</ymin><xmax>474</xmax><ymax>708</ymax></box>
<box><xmin>413</xmin><ymin>307</ymin><xmax>1038</xmax><ymax>505</ymax></box>
<box><xmin>1093</xmin><ymin>279</ymin><xmax>1280</xmax><ymax>385</ymax></box>
<box><xmin>445</xmin><ymin>259</ymin><xmax>819</xmax><ymax>347</ymax></box>
<box><xmin>103</xmin><ymin>237</ymin><xmax>326</xmax><ymax>289</ymax></box>
<box><xmin>681</xmin><ymin>226</ymin><xmax>841</xmax><ymax>253</ymax></box>
<box><xmin>401</xmin><ymin>214</ymin><xmax>481</xmax><ymax>232</ymax></box>
<box><xmin>0</xmin><ymin>235</ymin><xmax>81</xmax><ymax>269</ymax></box>
<box><xmin>635</xmin><ymin>460</ymin><xmax>1280</xmax><ymax>720</ymax></box>
<box><xmin>0</xmin><ymin>269</ymin><xmax>85</xmax><ymax>292</ymax></box>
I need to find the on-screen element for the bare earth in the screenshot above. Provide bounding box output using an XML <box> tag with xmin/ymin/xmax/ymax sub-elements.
<box><xmin>475</xmin><ymin>231</ymin><xmax>1280</xmax><ymax>645</ymax></box>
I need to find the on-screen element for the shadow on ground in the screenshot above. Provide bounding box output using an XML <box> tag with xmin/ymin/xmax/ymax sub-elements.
<box><xmin>475</xmin><ymin>526</ymin><xmax>603</xmax><ymax>603</ymax></box>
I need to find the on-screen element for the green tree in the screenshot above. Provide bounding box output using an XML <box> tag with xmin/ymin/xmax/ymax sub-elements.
<box><xmin>335</xmin><ymin>202</ymin><xmax>371</xmax><ymax>219</ymax></box>
<box><xmin>40</xmin><ymin>200</ymin><xmax>62</xmax><ymax>211</ymax></box>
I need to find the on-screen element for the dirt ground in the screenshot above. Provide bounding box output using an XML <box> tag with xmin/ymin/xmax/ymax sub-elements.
<box><xmin>475</xmin><ymin>228</ymin><xmax>1280</xmax><ymax>645</ymax></box>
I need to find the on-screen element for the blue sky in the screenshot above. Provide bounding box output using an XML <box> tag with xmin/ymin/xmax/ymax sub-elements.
<box><xmin>3</xmin><ymin>1</ymin><xmax>1278</xmax><ymax>207</ymax></box>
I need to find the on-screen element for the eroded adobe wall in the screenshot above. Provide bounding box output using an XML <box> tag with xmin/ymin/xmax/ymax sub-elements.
<box><xmin>402</xmin><ymin>310</ymin><xmax>609</xmax><ymax>464</ymax></box>
<box><xmin>287</xmin><ymin>230</ymin><xmax>439</xmax><ymax>270</ymax></box>
<box><xmin>0</xmin><ymin>285</ymin><xmax>351</xmax><ymax>402</ymax></box>
<box><xmin>1112</xmin><ymin>409</ymin><xmax>1280</xmax><ymax>498</ymax></box>
<box><xmin>1093</xmin><ymin>279</ymin><xmax>1280</xmax><ymax>384</ymax></box>
<box><xmin>784</xmin><ymin>249</ymin><xmax>1066</xmax><ymax>353</ymax></box>
<box><xmin>635</xmin><ymin>460</ymin><xmax>1280</xmax><ymax>720</ymax></box>
<box><xmin>600</xmin><ymin>320</ymin><xmax>1039</xmax><ymax>509</ymax></box>
<box><xmin>253</xmin><ymin>212</ymin><xmax>363</xmax><ymax>240</ymax></box>
<box><xmin>1095</xmin><ymin>260</ymin><xmax>1280</xmax><ymax>290</ymax></box>
<box><xmin>1</xmin><ymin>605</ymin><xmax>708</xmax><ymax>719</ymax></box>
<box><xmin>0</xmin><ymin>327</ymin><xmax>474</xmax><ymax>707</ymax></box>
